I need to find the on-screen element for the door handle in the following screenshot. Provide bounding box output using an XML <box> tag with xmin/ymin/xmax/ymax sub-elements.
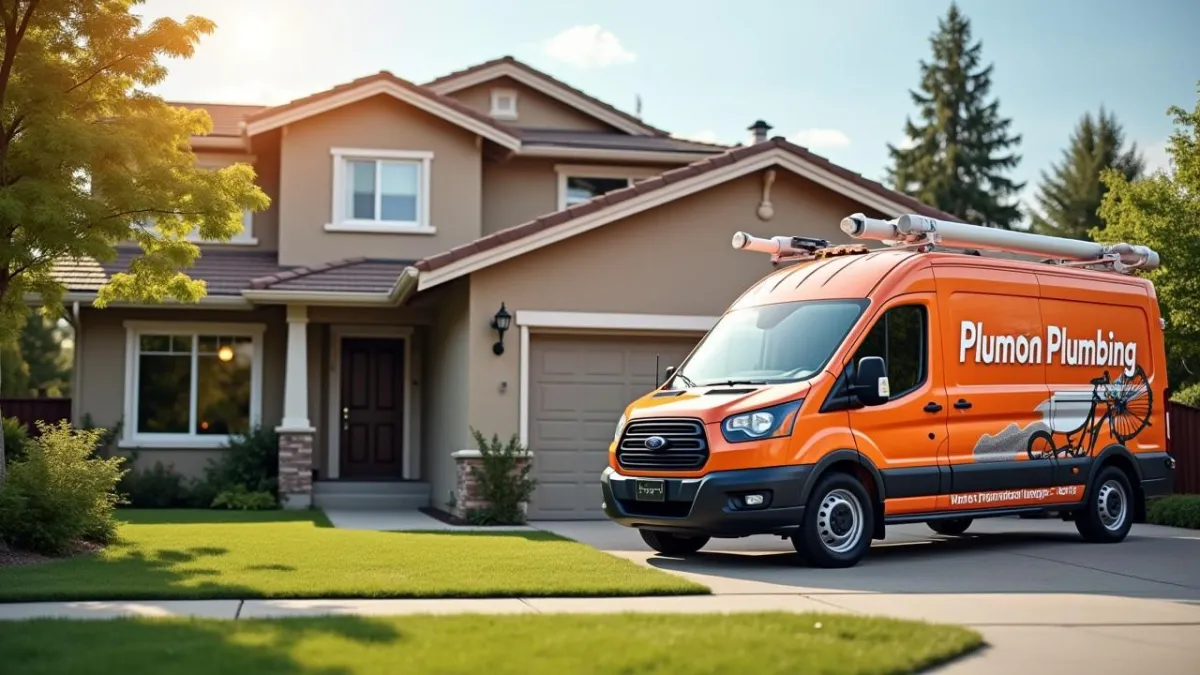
<box><xmin>342</xmin><ymin>407</ymin><xmax>349</xmax><ymax>431</ymax></box>
<box><xmin>923</xmin><ymin>402</ymin><xmax>943</xmax><ymax>413</ymax></box>
<box><xmin>954</xmin><ymin>399</ymin><xmax>972</xmax><ymax>410</ymax></box>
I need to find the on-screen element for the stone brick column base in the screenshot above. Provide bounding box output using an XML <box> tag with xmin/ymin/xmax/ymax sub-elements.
<box><xmin>278</xmin><ymin>430</ymin><xmax>315</xmax><ymax>509</ymax></box>
<box><xmin>451</xmin><ymin>449</ymin><xmax>531</xmax><ymax>521</ymax></box>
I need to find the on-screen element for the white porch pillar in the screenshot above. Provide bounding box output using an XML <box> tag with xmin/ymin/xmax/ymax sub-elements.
<box><xmin>277</xmin><ymin>304</ymin><xmax>315</xmax><ymax>509</ymax></box>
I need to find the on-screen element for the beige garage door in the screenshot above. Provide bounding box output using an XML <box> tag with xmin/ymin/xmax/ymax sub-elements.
<box><xmin>528</xmin><ymin>333</ymin><xmax>701</xmax><ymax>520</ymax></box>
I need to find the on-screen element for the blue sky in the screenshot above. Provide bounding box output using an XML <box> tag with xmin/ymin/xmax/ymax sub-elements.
<box><xmin>143</xmin><ymin>0</ymin><xmax>1198</xmax><ymax>220</ymax></box>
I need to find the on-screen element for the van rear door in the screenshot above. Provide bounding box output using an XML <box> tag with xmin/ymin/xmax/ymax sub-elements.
<box><xmin>933</xmin><ymin>263</ymin><xmax>1056</xmax><ymax>510</ymax></box>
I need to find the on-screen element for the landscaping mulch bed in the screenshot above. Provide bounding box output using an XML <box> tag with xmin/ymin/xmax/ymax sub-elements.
<box><xmin>0</xmin><ymin>541</ymin><xmax>102</xmax><ymax>569</ymax></box>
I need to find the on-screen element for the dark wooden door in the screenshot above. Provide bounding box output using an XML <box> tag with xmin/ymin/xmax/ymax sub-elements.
<box><xmin>340</xmin><ymin>338</ymin><xmax>405</xmax><ymax>479</ymax></box>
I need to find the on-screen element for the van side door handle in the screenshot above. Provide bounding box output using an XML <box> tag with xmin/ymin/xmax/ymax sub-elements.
<box><xmin>954</xmin><ymin>399</ymin><xmax>972</xmax><ymax>410</ymax></box>
<box><xmin>923</xmin><ymin>402</ymin><xmax>943</xmax><ymax>413</ymax></box>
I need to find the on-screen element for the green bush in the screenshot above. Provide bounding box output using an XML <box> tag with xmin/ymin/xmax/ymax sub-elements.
<box><xmin>211</xmin><ymin>485</ymin><xmax>277</xmax><ymax>510</ymax></box>
<box><xmin>194</xmin><ymin>425</ymin><xmax>280</xmax><ymax>508</ymax></box>
<box><xmin>2</xmin><ymin>416</ymin><xmax>31</xmax><ymax>464</ymax></box>
<box><xmin>118</xmin><ymin>460</ymin><xmax>201</xmax><ymax>509</ymax></box>
<box><xmin>1147</xmin><ymin>494</ymin><xmax>1200</xmax><ymax>530</ymax></box>
<box><xmin>464</xmin><ymin>427</ymin><xmax>536</xmax><ymax>526</ymax></box>
<box><xmin>0</xmin><ymin>421</ymin><xmax>127</xmax><ymax>555</ymax></box>
<box><xmin>1170</xmin><ymin>384</ymin><xmax>1200</xmax><ymax>408</ymax></box>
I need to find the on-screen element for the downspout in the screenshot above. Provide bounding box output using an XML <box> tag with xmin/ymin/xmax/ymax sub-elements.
<box><xmin>71</xmin><ymin>301</ymin><xmax>81</xmax><ymax>425</ymax></box>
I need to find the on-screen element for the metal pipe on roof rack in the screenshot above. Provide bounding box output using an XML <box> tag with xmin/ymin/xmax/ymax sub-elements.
<box><xmin>731</xmin><ymin>231</ymin><xmax>800</xmax><ymax>256</ymax></box>
<box><xmin>839</xmin><ymin>213</ymin><xmax>1160</xmax><ymax>271</ymax></box>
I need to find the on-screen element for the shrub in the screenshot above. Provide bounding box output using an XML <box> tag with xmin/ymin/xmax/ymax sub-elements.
<box><xmin>118</xmin><ymin>460</ymin><xmax>200</xmax><ymax>508</ymax></box>
<box><xmin>211</xmin><ymin>485</ymin><xmax>277</xmax><ymax>510</ymax></box>
<box><xmin>2</xmin><ymin>416</ymin><xmax>31</xmax><ymax>464</ymax></box>
<box><xmin>194</xmin><ymin>425</ymin><xmax>280</xmax><ymax>507</ymax></box>
<box><xmin>1170</xmin><ymin>383</ymin><xmax>1200</xmax><ymax>408</ymax></box>
<box><xmin>80</xmin><ymin>414</ymin><xmax>123</xmax><ymax>458</ymax></box>
<box><xmin>0</xmin><ymin>421</ymin><xmax>127</xmax><ymax>555</ymax></box>
<box><xmin>1147</xmin><ymin>494</ymin><xmax>1200</xmax><ymax>530</ymax></box>
<box><xmin>464</xmin><ymin>427</ymin><xmax>536</xmax><ymax>526</ymax></box>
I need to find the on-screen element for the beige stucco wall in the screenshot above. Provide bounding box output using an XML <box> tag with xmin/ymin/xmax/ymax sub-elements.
<box><xmin>75</xmin><ymin>306</ymin><xmax>287</xmax><ymax>478</ymax></box>
<box><xmin>446</xmin><ymin>76</ymin><xmax>616</xmax><ymax>132</ymax></box>
<box><xmin>276</xmin><ymin>95</ymin><xmax>484</xmax><ymax>267</ymax></box>
<box><xmin>463</xmin><ymin>168</ymin><xmax>887</xmax><ymax>440</ymax></box>
<box><xmin>481</xmin><ymin>158</ymin><xmax>679</xmax><ymax>235</ymax></box>
<box><xmin>421</xmin><ymin>279</ymin><xmax>472</xmax><ymax>508</ymax></box>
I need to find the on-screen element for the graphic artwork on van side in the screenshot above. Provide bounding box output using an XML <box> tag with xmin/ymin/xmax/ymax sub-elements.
<box><xmin>959</xmin><ymin>321</ymin><xmax>1154</xmax><ymax>462</ymax></box>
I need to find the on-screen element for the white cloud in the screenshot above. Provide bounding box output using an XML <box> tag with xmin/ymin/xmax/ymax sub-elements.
<box><xmin>1141</xmin><ymin>140</ymin><xmax>1174</xmax><ymax>176</ymax></box>
<box><xmin>543</xmin><ymin>25</ymin><xmax>637</xmax><ymax>68</ymax></box>
<box><xmin>790</xmin><ymin>128</ymin><xmax>851</xmax><ymax>149</ymax></box>
<box><xmin>895</xmin><ymin>136</ymin><xmax>917</xmax><ymax>150</ymax></box>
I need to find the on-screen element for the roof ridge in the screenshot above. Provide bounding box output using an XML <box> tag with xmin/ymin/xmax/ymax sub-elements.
<box><xmin>249</xmin><ymin>256</ymin><xmax>366</xmax><ymax>289</ymax></box>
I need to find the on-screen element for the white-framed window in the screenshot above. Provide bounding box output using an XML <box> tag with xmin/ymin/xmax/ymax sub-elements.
<box><xmin>490</xmin><ymin>88</ymin><xmax>518</xmax><ymax>120</ymax></box>
<box><xmin>121</xmin><ymin>321</ymin><xmax>265</xmax><ymax>448</ymax></box>
<box><xmin>555</xmin><ymin>164</ymin><xmax>662</xmax><ymax>211</ymax></box>
<box><xmin>326</xmin><ymin>147</ymin><xmax>434</xmax><ymax>234</ymax></box>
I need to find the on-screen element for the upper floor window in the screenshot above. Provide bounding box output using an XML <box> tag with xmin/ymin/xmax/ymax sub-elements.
<box><xmin>490</xmin><ymin>88</ymin><xmax>518</xmax><ymax>120</ymax></box>
<box><xmin>555</xmin><ymin>164</ymin><xmax>662</xmax><ymax>211</ymax></box>
<box><xmin>327</xmin><ymin>148</ymin><xmax>434</xmax><ymax>234</ymax></box>
<box><xmin>186</xmin><ymin>209</ymin><xmax>256</xmax><ymax>245</ymax></box>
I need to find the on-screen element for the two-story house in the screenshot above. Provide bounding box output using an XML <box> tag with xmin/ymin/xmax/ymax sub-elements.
<box><xmin>54</xmin><ymin>55</ymin><xmax>958</xmax><ymax>519</ymax></box>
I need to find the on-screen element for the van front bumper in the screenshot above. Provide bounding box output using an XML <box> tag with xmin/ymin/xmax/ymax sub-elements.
<box><xmin>601</xmin><ymin>465</ymin><xmax>812</xmax><ymax>537</ymax></box>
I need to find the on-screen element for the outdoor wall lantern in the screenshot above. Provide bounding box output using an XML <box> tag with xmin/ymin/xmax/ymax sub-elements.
<box><xmin>491</xmin><ymin>302</ymin><xmax>512</xmax><ymax>355</ymax></box>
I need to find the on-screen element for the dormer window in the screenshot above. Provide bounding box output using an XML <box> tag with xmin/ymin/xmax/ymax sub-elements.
<box><xmin>490</xmin><ymin>88</ymin><xmax>518</xmax><ymax>120</ymax></box>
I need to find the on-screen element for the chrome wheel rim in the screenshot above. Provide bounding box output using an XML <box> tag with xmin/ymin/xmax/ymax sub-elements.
<box><xmin>817</xmin><ymin>488</ymin><xmax>864</xmax><ymax>554</ymax></box>
<box><xmin>1097</xmin><ymin>479</ymin><xmax>1128</xmax><ymax>531</ymax></box>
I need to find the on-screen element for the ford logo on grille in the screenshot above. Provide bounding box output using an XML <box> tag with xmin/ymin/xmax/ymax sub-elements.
<box><xmin>644</xmin><ymin>435</ymin><xmax>669</xmax><ymax>451</ymax></box>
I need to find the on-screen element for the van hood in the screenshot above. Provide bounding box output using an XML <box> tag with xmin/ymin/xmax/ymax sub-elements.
<box><xmin>626</xmin><ymin>381</ymin><xmax>813</xmax><ymax>424</ymax></box>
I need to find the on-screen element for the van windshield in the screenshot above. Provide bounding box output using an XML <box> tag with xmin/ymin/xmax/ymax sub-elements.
<box><xmin>670</xmin><ymin>299</ymin><xmax>867</xmax><ymax>388</ymax></box>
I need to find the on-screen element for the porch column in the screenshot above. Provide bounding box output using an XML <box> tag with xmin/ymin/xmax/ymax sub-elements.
<box><xmin>277</xmin><ymin>304</ymin><xmax>315</xmax><ymax>509</ymax></box>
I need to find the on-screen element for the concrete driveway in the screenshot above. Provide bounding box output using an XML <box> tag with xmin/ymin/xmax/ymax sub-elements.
<box><xmin>536</xmin><ymin>517</ymin><xmax>1200</xmax><ymax>674</ymax></box>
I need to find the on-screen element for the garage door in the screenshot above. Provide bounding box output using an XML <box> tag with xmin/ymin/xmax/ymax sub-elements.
<box><xmin>528</xmin><ymin>333</ymin><xmax>701</xmax><ymax>520</ymax></box>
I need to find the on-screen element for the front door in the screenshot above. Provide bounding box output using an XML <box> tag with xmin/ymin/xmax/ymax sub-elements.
<box><xmin>339</xmin><ymin>337</ymin><xmax>405</xmax><ymax>479</ymax></box>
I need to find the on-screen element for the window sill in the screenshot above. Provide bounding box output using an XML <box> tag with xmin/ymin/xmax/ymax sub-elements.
<box><xmin>118</xmin><ymin>437</ymin><xmax>235</xmax><ymax>450</ymax></box>
<box><xmin>490</xmin><ymin>110</ymin><xmax>518</xmax><ymax>120</ymax></box>
<box><xmin>187</xmin><ymin>238</ymin><xmax>260</xmax><ymax>246</ymax></box>
<box><xmin>324</xmin><ymin>222</ymin><xmax>436</xmax><ymax>235</ymax></box>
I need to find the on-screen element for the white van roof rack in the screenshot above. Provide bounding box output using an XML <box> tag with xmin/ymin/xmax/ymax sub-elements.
<box><xmin>837</xmin><ymin>213</ymin><xmax>1159</xmax><ymax>273</ymax></box>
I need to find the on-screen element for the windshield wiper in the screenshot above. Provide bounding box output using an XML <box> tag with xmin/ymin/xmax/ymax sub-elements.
<box><xmin>671</xmin><ymin>372</ymin><xmax>700</xmax><ymax>389</ymax></box>
<box><xmin>702</xmin><ymin>379</ymin><xmax>769</xmax><ymax>387</ymax></box>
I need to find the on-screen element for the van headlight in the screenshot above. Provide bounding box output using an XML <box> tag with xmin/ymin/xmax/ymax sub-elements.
<box><xmin>614</xmin><ymin>412</ymin><xmax>627</xmax><ymax>441</ymax></box>
<box><xmin>721</xmin><ymin>399</ymin><xmax>804</xmax><ymax>443</ymax></box>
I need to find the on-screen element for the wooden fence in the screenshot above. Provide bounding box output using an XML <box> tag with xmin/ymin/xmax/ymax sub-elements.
<box><xmin>1</xmin><ymin>398</ymin><xmax>72</xmax><ymax>436</ymax></box>
<box><xmin>1168</xmin><ymin>401</ymin><xmax>1200</xmax><ymax>494</ymax></box>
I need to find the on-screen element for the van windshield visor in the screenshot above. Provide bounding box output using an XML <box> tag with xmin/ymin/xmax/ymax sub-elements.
<box><xmin>670</xmin><ymin>299</ymin><xmax>867</xmax><ymax>388</ymax></box>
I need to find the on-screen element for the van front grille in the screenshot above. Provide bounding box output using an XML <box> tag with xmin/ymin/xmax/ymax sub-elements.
<box><xmin>617</xmin><ymin>418</ymin><xmax>709</xmax><ymax>471</ymax></box>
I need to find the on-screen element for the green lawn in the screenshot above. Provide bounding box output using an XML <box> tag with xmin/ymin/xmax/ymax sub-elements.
<box><xmin>0</xmin><ymin>510</ymin><xmax>706</xmax><ymax>601</ymax></box>
<box><xmin>0</xmin><ymin>612</ymin><xmax>982</xmax><ymax>675</ymax></box>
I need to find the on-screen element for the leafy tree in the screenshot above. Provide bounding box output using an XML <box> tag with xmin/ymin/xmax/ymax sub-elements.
<box><xmin>1029</xmin><ymin>108</ymin><xmax>1144</xmax><ymax>240</ymax></box>
<box><xmin>0</xmin><ymin>0</ymin><xmax>269</xmax><ymax>481</ymax></box>
<box><xmin>1098</xmin><ymin>82</ymin><xmax>1200</xmax><ymax>390</ymax></box>
<box><xmin>885</xmin><ymin>2</ymin><xmax>1024</xmax><ymax>228</ymax></box>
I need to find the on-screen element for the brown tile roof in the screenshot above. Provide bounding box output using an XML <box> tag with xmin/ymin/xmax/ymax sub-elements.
<box><xmin>424</xmin><ymin>55</ymin><xmax>670</xmax><ymax>137</ymax></box>
<box><xmin>170</xmin><ymin>102</ymin><xmax>266</xmax><ymax>137</ymax></box>
<box><xmin>413</xmin><ymin>137</ymin><xmax>964</xmax><ymax>274</ymax></box>
<box><xmin>54</xmin><ymin>248</ymin><xmax>288</xmax><ymax>296</ymax></box>
<box><xmin>242</xmin><ymin>71</ymin><xmax>521</xmax><ymax>141</ymax></box>
<box><xmin>249</xmin><ymin>258</ymin><xmax>415</xmax><ymax>293</ymax></box>
<box><xmin>518</xmin><ymin>128</ymin><xmax>732</xmax><ymax>154</ymax></box>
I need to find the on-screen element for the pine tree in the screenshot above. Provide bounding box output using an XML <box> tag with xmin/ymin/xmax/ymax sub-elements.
<box><xmin>1029</xmin><ymin>108</ymin><xmax>1144</xmax><ymax>240</ymax></box>
<box><xmin>886</xmin><ymin>2</ymin><xmax>1024</xmax><ymax>228</ymax></box>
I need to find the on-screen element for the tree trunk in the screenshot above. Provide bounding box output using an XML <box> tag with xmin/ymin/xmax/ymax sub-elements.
<box><xmin>0</xmin><ymin>364</ymin><xmax>6</xmax><ymax>485</ymax></box>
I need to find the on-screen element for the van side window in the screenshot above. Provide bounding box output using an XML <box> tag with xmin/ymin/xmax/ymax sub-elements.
<box><xmin>852</xmin><ymin>305</ymin><xmax>927</xmax><ymax>397</ymax></box>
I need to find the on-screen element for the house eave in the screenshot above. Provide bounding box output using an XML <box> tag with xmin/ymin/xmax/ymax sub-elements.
<box><xmin>241</xmin><ymin>266</ymin><xmax>421</xmax><ymax>307</ymax></box>
<box><xmin>515</xmin><ymin>145</ymin><xmax>723</xmax><ymax>164</ymax></box>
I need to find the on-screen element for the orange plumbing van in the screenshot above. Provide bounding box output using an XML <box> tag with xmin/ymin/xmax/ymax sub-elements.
<box><xmin>601</xmin><ymin>213</ymin><xmax>1176</xmax><ymax>568</ymax></box>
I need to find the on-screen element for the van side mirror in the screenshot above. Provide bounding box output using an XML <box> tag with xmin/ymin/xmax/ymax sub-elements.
<box><xmin>851</xmin><ymin>356</ymin><xmax>890</xmax><ymax>406</ymax></box>
<box><xmin>664</xmin><ymin>365</ymin><xmax>676</xmax><ymax>380</ymax></box>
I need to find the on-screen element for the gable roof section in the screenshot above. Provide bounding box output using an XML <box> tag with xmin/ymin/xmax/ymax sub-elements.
<box><xmin>425</xmin><ymin>56</ymin><xmax>665</xmax><ymax>137</ymax></box>
<box><xmin>173</xmin><ymin>102</ymin><xmax>268</xmax><ymax>137</ymax></box>
<box><xmin>242</xmin><ymin>71</ymin><xmax>522</xmax><ymax>150</ymax></box>
<box><xmin>413</xmin><ymin>137</ymin><xmax>964</xmax><ymax>290</ymax></box>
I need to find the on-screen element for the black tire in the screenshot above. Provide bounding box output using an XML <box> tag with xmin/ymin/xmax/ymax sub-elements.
<box><xmin>927</xmin><ymin>518</ymin><xmax>973</xmax><ymax>536</ymax></box>
<box><xmin>791</xmin><ymin>471</ymin><xmax>874</xmax><ymax>568</ymax></box>
<box><xmin>1026</xmin><ymin>429</ymin><xmax>1056</xmax><ymax>460</ymax></box>
<box><xmin>1075</xmin><ymin>465</ymin><xmax>1134</xmax><ymax>543</ymax></box>
<box><xmin>638</xmin><ymin>529</ymin><xmax>709</xmax><ymax>556</ymax></box>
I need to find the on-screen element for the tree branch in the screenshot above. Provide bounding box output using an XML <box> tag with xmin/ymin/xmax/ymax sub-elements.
<box><xmin>0</xmin><ymin>0</ymin><xmax>38</xmax><ymax>111</ymax></box>
<box><xmin>103</xmin><ymin>208</ymin><xmax>206</xmax><ymax>220</ymax></box>
<box><xmin>66</xmin><ymin>55</ymin><xmax>131</xmax><ymax>94</ymax></box>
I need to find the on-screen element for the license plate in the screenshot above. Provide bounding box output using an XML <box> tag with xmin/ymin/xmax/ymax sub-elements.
<box><xmin>634</xmin><ymin>479</ymin><xmax>666</xmax><ymax>502</ymax></box>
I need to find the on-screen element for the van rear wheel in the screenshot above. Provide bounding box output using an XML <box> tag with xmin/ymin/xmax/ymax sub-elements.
<box><xmin>1075</xmin><ymin>466</ymin><xmax>1134</xmax><ymax>543</ymax></box>
<box><xmin>792</xmin><ymin>472</ymin><xmax>874</xmax><ymax>568</ymax></box>
<box><xmin>927</xmin><ymin>518</ymin><xmax>973</xmax><ymax>536</ymax></box>
<box><xmin>638</xmin><ymin>529</ymin><xmax>709</xmax><ymax>556</ymax></box>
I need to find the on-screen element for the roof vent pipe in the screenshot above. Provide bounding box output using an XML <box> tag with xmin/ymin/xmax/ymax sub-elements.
<box><xmin>747</xmin><ymin>120</ymin><xmax>772</xmax><ymax>144</ymax></box>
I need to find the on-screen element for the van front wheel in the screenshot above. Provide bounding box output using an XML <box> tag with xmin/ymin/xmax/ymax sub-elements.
<box><xmin>638</xmin><ymin>529</ymin><xmax>709</xmax><ymax>556</ymax></box>
<box><xmin>792</xmin><ymin>472</ymin><xmax>874</xmax><ymax>568</ymax></box>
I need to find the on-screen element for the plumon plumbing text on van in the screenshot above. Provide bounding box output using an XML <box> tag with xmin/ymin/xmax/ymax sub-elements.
<box><xmin>601</xmin><ymin>212</ymin><xmax>1176</xmax><ymax>568</ymax></box>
